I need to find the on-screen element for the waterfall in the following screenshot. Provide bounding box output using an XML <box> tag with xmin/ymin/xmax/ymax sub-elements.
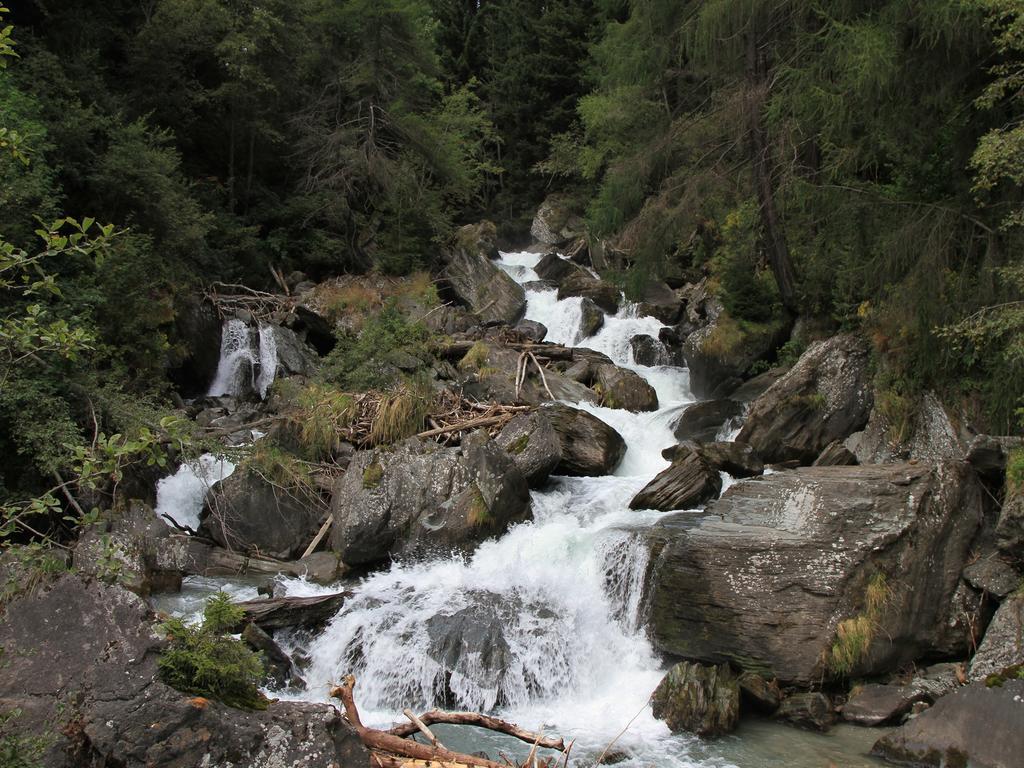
<box><xmin>154</xmin><ymin>453</ymin><xmax>236</xmax><ymax>531</ymax></box>
<box><xmin>207</xmin><ymin>319</ymin><xmax>279</xmax><ymax>399</ymax></box>
<box><xmin>278</xmin><ymin>251</ymin><xmax>717</xmax><ymax>766</ymax></box>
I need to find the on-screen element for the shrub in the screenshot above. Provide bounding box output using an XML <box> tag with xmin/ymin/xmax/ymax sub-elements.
<box><xmin>158</xmin><ymin>592</ymin><xmax>267</xmax><ymax>710</ymax></box>
<box><xmin>713</xmin><ymin>201</ymin><xmax>780</xmax><ymax>323</ymax></box>
<box><xmin>289</xmin><ymin>383</ymin><xmax>357</xmax><ymax>460</ymax></box>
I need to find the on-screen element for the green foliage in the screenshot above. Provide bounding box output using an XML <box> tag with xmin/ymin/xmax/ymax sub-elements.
<box><xmin>0</xmin><ymin>708</ymin><xmax>47</xmax><ymax>768</ymax></box>
<box><xmin>320</xmin><ymin>303</ymin><xmax>433</xmax><ymax>391</ymax></box>
<box><xmin>158</xmin><ymin>592</ymin><xmax>268</xmax><ymax>710</ymax></box>
<box><xmin>1007</xmin><ymin>447</ymin><xmax>1024</xmax><ymax>495</ymax></box>
<box><xmin>713</xmin><ymin>202</ymin><xmax>780</xmax><ymax>322</ymax></box>
<box><xmin>286</xmin><ymin>383</ymin><xmax>357</xmax><ymax>461</ymax></box>
<box><xmin>0</xmin><ymin>544</ymin><xmax>66</xmax><ymax>613</ymax></box>
<box><xmin>362</xmin><ymin>460</ymin><xmax>384</xmax><ymax>489</ymax></box>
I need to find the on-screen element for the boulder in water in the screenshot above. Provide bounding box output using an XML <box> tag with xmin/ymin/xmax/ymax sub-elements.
<box><xmin>682</xmin><ymin>312</ymin><xmax>790</xmax><ymax>399</ymax></box>
<box><xmin>871</xmin><ymin>679</ymin><xmax>1024</xmax><ymax>768</ymax></box>
<box><xmin>594</xmin><ymin>363</ymin><xmax>658</xmax><ymax>412</ymax></box>
<box><xmin>579</xmin><ymin>297</ymin><xmax>605</xmax><ymax>339</ymax></box>
<box><xmin>199</xmin><ymin>468</ymin><xmax>324</xmax><ymax>561</ymax></box>
<box><xmin>776</xmin><ymin>692</ymin><xmax>836</xmax><ymax>731</ymax></box>
<box><xmin>738</xmin><ymin>671</ymin><xmax>781</xmax><ymax>713</ymax></box>
<box><xmin>630</xmin><ymin>334</ymin><xmax>667</xmax><ymax>366</ymax></box>
<box><xmin>637</xmin><ymin>280</ymin><xmax>683</xmax><ymax>325</ymax></box>
<box><xmin>736</xmin><ymin>334</ymin><xmax>873</xmax><ymax>464</ymax></box>
<box><xmin>630</xmin><ymin>445</ymin><xmax>721</xmax><ymax>511</ymax></box>
<box><xmin>544</xmin><ymin>404</ymin><xmax>626</xmax><ymax>476</ymax></box>
<box><xmin>646</xmin><ymin>462</ymin><xmax>985</xmax><ymax>684</ymax></box>
<box><xmin>557</xmin><ymin>272</ymin><xmax>620</xmax><ymax>314</ymax></box>
<box><xmin>329</xmin><ymin>432</ymin><xmax>531</xmax><ymax>565</ymax></box>
<box><xmin>443</xmin><ymin>223</ymin><xmax>526</xmax><ymax>326</ymax></box>
<box><xmin>696</xmin><ymin>441</ymin><xmax>763</xmax><ymax>478</ymax></box>
<box><xmin>495</xmin><ymin>411</ymin><xmax>563</xmax><ymax>486</ymax></box>
<box><xmin>534</xmin><ymin>251</ymin><xmax>587</xmax><ymax>284</ymax></box>
<box><xmin>651</xmin><ymin>661</ymin><xmax>740</xmax><ymax>738</ymax></box>
<box><xmin>672</xmin><ymin>400</ymin><xmax>744</xmax><ymax>443</ymax></box>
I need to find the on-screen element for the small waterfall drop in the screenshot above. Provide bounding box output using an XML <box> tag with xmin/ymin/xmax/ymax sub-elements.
<box><xmin>154</xmin><ymin>453</ymin><xmax>236</xmax><ymax>531</ymax></box>
<box><xmin>207</xmin><ymin>319</ymin><xmax>279</xmax><ymax>398</ymax></box>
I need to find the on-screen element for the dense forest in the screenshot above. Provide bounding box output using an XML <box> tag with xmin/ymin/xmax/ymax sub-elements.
<box><xmin>2</xmin><ymin>0</ymin><xmax>1024</xmax><ymax>537</ymax></box>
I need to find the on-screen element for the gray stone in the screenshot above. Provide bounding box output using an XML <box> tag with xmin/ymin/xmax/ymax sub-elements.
<box><xmin>444</xmin><ymin>223</ymin><xmax>526</xmax><ymax>326</ymax></box>
<box><xmin>813</xmin><ymin>440</ymin><xmax>859</xmax><ymax>466</ymax></box>
<box><xmin>697</xmin><ymin>441</ymin><xmax>763</xmax><ymax>478</ymax></box>
<box><xmin>683</xmin><ymin>315</ymin><xmax>789</xmax><ymax>399</ymax></box>
<box><xmin>534</xmin><ymin>251</ymin><xmax>587</xmax><ymax>284</ymax></box>
<box><xmin>515</xmin><ymin>319</ymin><xmax>548</xmax><ymax>342</ymax></box>
<box><xmin>963</xmin><ymin>556</ymin><xmax>1021</xmax><ymax>598</ymax></box>
<box><xmin>0</xmin><ymin>575</ymin><xmax>367</xmax><ymax>768</ymax></box>
<box><xmin>738</xmin><ymin>671</ymin><xmax>781</xmax><ymax>713</ymax></box>
<box><xmin>531</xmin><ymin>196</ymin><xmax>585</xmax><ymax>246</ymax></box>
<box><xmin>872</xmin><ymin>679</ymin><xmax>1024</xmax><ymax>768</ymax></box>
<box><xmin>265</xmin><ymin>324</ymin><xmax>320</xmax><ymax>377</ymax></box>
<box><xmin>730</xmin><ymin>367</ymin><xmax>787</xmax><ymax>403</ymax></box>
<box><xmin>544</xmin><ymin>404</ymin><xmax>626</xmax><ymax>476</ymax></box>
<box><xmin>969</xmin><ymin>595</ymin><xmax>1024</xmax><ymax>682</ymax></box>
<box><xmin>241</xmin><ymin>623</ymin><xmax>304</xmax><ymax>690</ymax></box>
<box><xmin>672</xmin><ymin>400</ymin><xmax>744</xmax><ymax>443</ymax></box>
<box><xmin>997</xmin><ymin>491</ymin><xmax>1024</xmax><ymax>563</ymax></box>
<box><xmin>579</xmin><ymin>297</ymin><xmax>605</xmax><ymax>338</ymax></box>
<box><xmin>593</xmin><ymin>363</ymin><xmax>659</xmax><ymax>412</ymax></box>
<box><xmin>630</xmin><ymin>447</ymin><xmax>721</xmax><ymax>511</ymax></box>
<box><xmin>637</xmin><ymin>281</ymin><xmax>683</xmax><ymax>325</ymax></box>
<box><xmin>495</xmin><ymin>411</ymin><xmax>563</xmax><ymax>486</ymax></box>
<box><xmin>846</xmin><ymin>391</ymin><xmax>967</xmax><ymax>465</ymax></box>
<box><xmin>647</xmin><ymin>462</ymin><xmax>985</xmax><ymax>684</ymax></box>
<box><xmin>651</xmin><ymin>662</ymin><xmax>740</xmax><ymax>738</ymax></box>
<box><xmin>329</xmin><ymin>432</ymin><xmax>531</xmax><ymax>565</ymax></box>
<box><xmin>462</xmin><ymin>344</ymin><xmax>599</xmax><ymax>407</ymax></box>
<box><xmin>737</xmin><ymin>334</ymin><xmax>873</xmax><ymax>464</ymax></box>
<box><xmin>199</xmin><ymin>468</ymin><xmax>325</xmax><ymax>561</ymax></box>
<box><xmin>630</xmin><ymin>334</ymin><xmax>667</xmax><ymax>366</ymax></box>
<box><xmin>777</xmin><ymin>692</ymin><xmax>836</xmax><ymax>731</ymax></box>
<box><xmin>842</xmin><ymin>684</ymin><xmax>936</xmax><ymax>726</ymax></box>
<box><xmin>557</xmin><ymin>272</ymin><xmax>620</xmax><ymax>314</ymax></box>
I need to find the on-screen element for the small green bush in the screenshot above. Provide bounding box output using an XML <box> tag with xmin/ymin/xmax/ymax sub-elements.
<box><xmin>158</xmin><ymin>592</ymin><xmax>268</xmax><ymax>710</ymax></box>
<box><xmin>1007</xmin><ymin>448</ymin><xmax>1024</xmax><ymax>495</ymax></box>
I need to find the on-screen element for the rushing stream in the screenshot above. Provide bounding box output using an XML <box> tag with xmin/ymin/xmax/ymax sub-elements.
<box><xmin>155</xmin><ymin>251</ymin><xmax>887</xmax><ymax>767</ymax></box>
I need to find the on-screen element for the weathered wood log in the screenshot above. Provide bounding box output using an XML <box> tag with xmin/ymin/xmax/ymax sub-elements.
<box><xmin>331</xmin><ymin>676</ymin><xmax>508</xmax><ymax>768</ymax></box>
<box><xmin>403</xmin><ymin>708</ymin><xmax>444</xmax><ymax>749</ymax></box>
<box><xmin>370</xmin><ymin>754</ymin><xmax>480</xmax><ymax>768</ymax></box>
<box><xmin>440</xmin><ymin>341</ymin><xmax>575</xmax><ymax>361</ymax></box>
<box><xmin>416</xmin><ymin>415</ymin><xmax>510</xmax><ymax>439</ymax></box>
<box><xmin>233</xmin><ymin>591</ymin><xmax>350</xmax><ymax>631</ymax></box>
<box><xmin>387</xmin><ymin>710</ymin><xmax>565</xmax><ymax>751</ymax></box>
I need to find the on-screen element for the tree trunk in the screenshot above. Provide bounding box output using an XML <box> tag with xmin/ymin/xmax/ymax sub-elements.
<box><xmin>746</xmin><ymin>33</ymin><xmax>799</xmax><ymax>314</ymax></box>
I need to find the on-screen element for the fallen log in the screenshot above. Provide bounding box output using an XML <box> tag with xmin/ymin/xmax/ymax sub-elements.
<box><xmin>232</xmin><ymin>591</ymin><xmax>351</xmax><ymax>631</ymax></box>
<box><xmin>332</xmin><ymin>676</ymin><xmax>566</xmax><ymax>768</ymax></box>
<box><xmin>387</xmin><ymin>711</ymin><xmax>565</xmax><ymax>751</ymax></box>
<box><xmin>440</xmin><ymin>340</ymin><xmax>575</xmax><ymax>361</ymax></box>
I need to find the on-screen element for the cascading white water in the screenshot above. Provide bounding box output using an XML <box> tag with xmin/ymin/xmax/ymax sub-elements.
<box><xmin>154</xmin><ymin>453</ymin><xmax>236</xmax><ymax>531</ymax></box>
<box><xmin>207</xmin><ymin>319</ymin><xmax>279</xmax><ymax>398</ymax></box>
<box><xmin>281</xmin><ymin>251</ymin><xmax>725</xmax><ymax>766</ymax></box>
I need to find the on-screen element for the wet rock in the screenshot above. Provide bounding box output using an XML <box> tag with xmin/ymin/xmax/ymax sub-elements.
<box><xmin>657</xmin><ymin>327</ymin><xmax>688</xmax><ymax>367</ymax></box>
<box><xmin>329</xmin><ymin>432</ymin><xmax>531</xmax><ymax>565</ymax></box>
<box><xmin>651</xmin><ymin>661</ymin><xmax>740</xmax><ymax>738</ymax></box>
<box><xmin>630</xmin><ymin>334</ymin><xmax>667</xmax><ymax>366</ymax></box>
<box><xmin>234</xmin><ymin>592</ymin><xmax>351</xmax><ymax>632</ymax></box>
<box><xmin>647</xmin><ymin>462</ymin><xmax>985</xmax><ymax>684</ymax></box>
<box><xmin>871</xmin><ymin>679</ymin><xmax>1024</xmax><ymax>768</ymax></box>
<box><xmin>265</xmin><ymin>323</ymin><xmax>320</xmax><ymax>377</ymax></box>
<box><xmin>241</xmin><ymin>623</ymin><xmax>304</xmax><ymax>689</ymax></box>
<box><xmin>776</xmin><ymin>692</ymin><xmax>836</xmax><ymax>731</ymax></box>
<box><xmin>842</xmin><ymin>684</ymin><xmax>937</xmax><ymax>726</ymax></box>
<box><xmin>534</xmin><ymin>252</ymin><xmax>587</xmax><ymax>284</ymax></box>
<box><xmin>730</xmin><ymin>367</ymin><xmax>787</xmax><ymax>403</ymax></box>
<box><xmin>813</xmin><ymin>440</ymin><xmax>859</xmax><ymax>466</ymax></box>
<box><xmin>697</xmin><ymin>441</ymin><xmax>763</xmax><ymax>478</ymax></box>
<box><xmin>846</xmin><ymin>391</ymin><xmax>968</xmax><ymax>465</ymax></box>
<box><xmin>544</xmin><ymin>404</ymin><xmax>626</xmax><ymax>476</ymax></box>
<box><xmin>637</xmin><ymin>281</ymin><xmax>683</xmax><ymax>325</ymax></box>
<box><xmin>630</xmin><ymin>447</ymin><xmax>721</xmax><ymax>511</ymax></box>
<box><xmin>963</xmin><ymin>556</ymin><xmax>1021</xmax><ymax>599</ymax></box>
<box><xmin>594</xmin><ymin>363</ymin><xmax>659</xmax><ymax>412</ymax></box>
<box><xmin>531</xmin><ymin>196</ymin><xmax>586</xmax><ymax>246</ymax></box>
<box><xmin>672</xmin><ymin>400</ymin><xmax>744</xmax><ymax>443</ymax></box>
<box><xmin>462</xmin><ymin>344</ymin><xmax>598</xmax><ymax>406</ymax></box>
<box><xmin>579</xmin><ymin>297</ymin><xmax>605</xmax><ymax>338</ymax></box>
<box><xmin>515</xmin><ymin>319</ymin><xmax>548</xmax><ymax>342</ymax></box>
<box><xmin>738</xmin><ymin>671</ymin><xmax>781</xmax><ymax>713</ymax></box>
<box><xmin>557</xmin><ymin>272</ymin><xmax>620</xmax><ymax>314</ymax></box>
<box><xmin>496</xmin><ymin>411</ymin><xmax>563</xmax><ymax>487</ymax></box>
<box><xmin>199</xmin><ymin>468</ymin><xmax>324</xmax><ymax>561</ymax></box>
<box><xmin>0</xmin><ymin>575</ymin><xmax>367</xmax><ymax>768</ymax></box>
<box><xmin>683</xmin><ymin>314</ymin><xmax>790</xmax><ymax>399</ymax></box>
<box><xmin>443</xmin><ymin>222</ymin><xmax>526</xmax><ymax>326</ymax></box>
<box><xmin>996</xmin><ymin>490</ymin><xmax>1024</xmax><ymax>563</ymax></box>
<box><xmin>737</xmin><ymin>334</ymin><xmax>873</xmax><ymax>465</ymax></box>
<box><xmin>968</xmin><ymin>595</ymin><xmax>1024</xmax><ymax>682</ymax></box>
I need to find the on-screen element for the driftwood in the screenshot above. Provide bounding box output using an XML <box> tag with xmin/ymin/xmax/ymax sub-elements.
<box><xmin>301</xmin><ymin>514</ymin><xmax>334</xmax><ymax>559</ymax></box>
<box><xmin>233</xmin><ymin>591</ymin><xmax>351</xmax><ymax>631</ymax></box>
<box><xmin>440</xmin><ymin>340</ymin><xmax>575</xmax><ymax>362</ymax></box>
<box><xmin>332</xmin><ymin>676</ymin><xmax>565</xmax><ymax>768</ymax></box>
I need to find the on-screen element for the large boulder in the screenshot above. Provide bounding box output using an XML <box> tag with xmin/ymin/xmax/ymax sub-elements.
<box><xmin>846</xmin><ymin>390</ymin><xmax>968</xmax><ymax>465</ymax></box>
<box><xmin>0</xmin><ymin>575</ymin><xmax>368</xmax><ymax>768</ymax></box>
<box><xmin>531</xmin><ymin>196</ymin><xmax>585</xmax><ymax>246</ymax></box>
<box><xmin>646</xmin><ymin>462</ymin><xmax>985</xmax><ymax>684</ymax></box>
<box><xmin>651</xmin><ymin>661</ymin><xmax>740</xmax><ymax>738</ymax></box>
<box><xmin>543</xmin><ymin>404</ymin><xmax>626</xmax><ymax>476</ymax></box>
<box><xmin>199</xmin><ymin>468</ymin><xmax>324</xmax><ymax>560</ymax></box>
<box><xmin>444</xmin><ymin>222</ymin><xmax>526</xmax><ymax>325</ymax></box>
<box><xmin>534</xmin><ymin>252</ymin><xmax>587</xmax><ymax>284</ymax></box>
<box><xmin>630</xmin><ymin>334</ymin><xmax>668</xmax><ymax>367</ymax></box>
<box><xmin>461</xmin><ymin>344</ymin><xmax>598</xmax><ymax>406</ymax></box>
<box><xmin>631</xmin><ymin>447</ymin><xmax>722</xmax><ymax>511</ymax></box>
<box><xmin>872</xmin><ymin>679</ymin><xmax>1024</xmax><ymax>768</ymax></box>
<box><xmin>557</xmin><ymin>272</ymin><xmax>620</xmax><ymax>315</ymax></box>
<box><xmin>495</xmin><ymin>411</ymin><xmax>563</xmax><ymax>486</ymax></box>
<box><xmin>683</xmin><ymin>313</ymin><xmax>790</xmax><ymax>399</ymax></box>
<box><xmin>841</xmin><ymin>666</ymin><xmax>962</xmax><ymax>727</ymax></box>
<box><xmin>736</xmin><ymin>334</ymin><xmax>873</xmax><ymax>464</ymax></box>
<box><xmin>329</xmin><ymin>432</ymin><xmax>531</xmax><ymax>565</ymax></box>
<box><xmin>968</xmin><ymin>595</ymin><xmax>1024</xmax><ymax>682</ymax></box>
<box><xmin>672</xmin><ymin>400</ymin><xmax>744</xmax><ymax>443</ymax></box>
<box><xmin>169</xmin><ymin>295</ymin><xmax>224</xmax><ymax>397</ymax></box>
<box><xmin>593</xmin><ymin>363</ymin><xmax>658</xmax><ymax>411</ymax></box>
<box><xmin>637</xmin><ymin>281</ymin><xmax>683</xmax><ymax>325</ymax></box>
<box><xmin>579</xmin><ymin>297</ymin><xmax>605</xmax><ymax>339</ymax></box>
<box><xmin>776</xmin><ymin>692</ymin><xmax>836</xmax><ymax>731</ymax></box>
<box><xmin>264</xmin><ymin>323</ymin><xmax>320</xmax><ymax>377</ymax></box>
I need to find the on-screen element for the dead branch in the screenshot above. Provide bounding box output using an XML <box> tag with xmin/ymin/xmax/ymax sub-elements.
<box><xmin>388</xmin><ymin>711</ymin><xmax>565</xmax><ymax>751</ymax></box>
<box><xmin>301</xmin><ymin>514</ymin><xmax>334</xmax><ymax>559</ymax></box>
